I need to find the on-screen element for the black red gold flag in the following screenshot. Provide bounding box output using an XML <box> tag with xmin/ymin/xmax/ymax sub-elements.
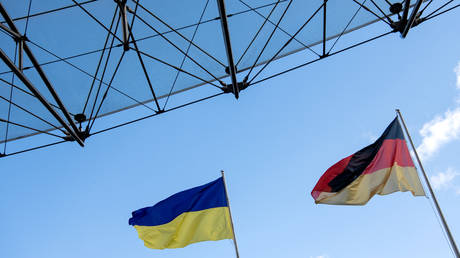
<box><xmin>311</xmin><ymin>117</ymin><xmax>425</xmax><ymax>205</ymax></box>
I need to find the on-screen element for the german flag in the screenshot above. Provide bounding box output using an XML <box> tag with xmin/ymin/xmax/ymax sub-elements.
<box><xmin>311</xmin><ymin>117</ymin><xmax>425</xmax><ymax>205</ymax></box>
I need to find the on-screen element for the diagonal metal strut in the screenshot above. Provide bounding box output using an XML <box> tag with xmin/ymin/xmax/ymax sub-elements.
<box><xmin>401</xmin><ymin>0</ymin><xmax>423</xmax><ymax>37</ymax></box>
<box><xmin>0</xmin><ymin>48</ymin><xmax>84</xmax><ymax>146</ymax></box>
<box><xmin>116</xmin><ymin>0</ymin><xmax>130</xmax><ymax>51</ymax></box>
<box><xmin>0</xmin><ymin>2</ymin><xmax>84</xmax><ymax>146</ymax></box>
<box><xmin>217</xmin><ymin>0</ymin><xmax>240</xmax><ymax>99</ymax></box>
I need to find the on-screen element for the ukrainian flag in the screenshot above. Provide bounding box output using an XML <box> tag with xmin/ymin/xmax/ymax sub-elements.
<box><xmin>129</xmin><ymin>177</ymin><xmax>233</xmax><ymax>249</ymax></box>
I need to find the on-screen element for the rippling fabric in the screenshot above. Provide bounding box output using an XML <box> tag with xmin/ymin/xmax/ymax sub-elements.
<box><xmin>129</xmin><ymin>177</ymin><xmax>233</xmax><ymax>249</ymax></box>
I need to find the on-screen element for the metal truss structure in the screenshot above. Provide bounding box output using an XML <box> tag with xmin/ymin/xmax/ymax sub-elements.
<box><xmin>0</xmin><ymin>0</ymin><xmax>458</xmax><ymax>157</ymax></box>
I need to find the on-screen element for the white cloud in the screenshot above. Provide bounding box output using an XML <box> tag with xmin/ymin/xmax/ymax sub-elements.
<box><xmin>430</xmin><ymin>168</ymin><xmax>459</xmax><ymax>190</ymax></box>
<box><xmin>310</xmin><ymin>255</ymin><xmax>329</xmax><ymax>258</ymax></box>
<box><xmin>363</xmin><ymin>131</ymin><xmax>378</xmax><ymax>143</ymax></box>
<box><xmin>454</xmin><ymin>61</ymin><xmax>460</xmax><ymax>89</ymax></box>
<box><xmin>416</xmin><ymin>62</ymin><xmax>460</xmax><ymax>196</ymax></box>
<box><xmin>416</xmin><ymin>108</ymin><xmax>460</xmax><ymax>161</ymax></box>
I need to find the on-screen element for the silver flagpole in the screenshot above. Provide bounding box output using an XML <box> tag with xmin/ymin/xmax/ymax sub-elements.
<box><xmin>396</xmin><ymin>109</ymin><xmax>460</xmax><ymax>258</ymax></box>
<box><xmin>221</xmin><ymin>170</ymin><xmax>240</xmax><ymax>258</ymax></box>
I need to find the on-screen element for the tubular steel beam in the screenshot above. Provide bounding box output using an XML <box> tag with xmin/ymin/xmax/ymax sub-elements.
<box><xmin>402</xmin><ymin>0</ymin><xmax>422</xmax><ymax>37</ymax></box>
<box><xmin>401</xmin><ymin>0</ymin><xmax>411</xmax><ymax>31</ymax></box>
<box><xmin>0</xmin><ymin>22</ymin><xmax>21</xmax><ymax>39</ymax></box>
<box><xmin>0</xmin><ymin>48</ymin><xmax>84</xmax><ymax>146</ymax></box>
<box><xmin>117</xmin><ymin>0</ymin><xmax>130</xmax><ymax>51</ymax></box>
<box><xmin>0</xmin><ymin>2</ymin><xmax>84</xmax><ymax>146</ymax></box>
<box><xmin>18</xmin><ymin>39</ymin><xmax>23</xmax><ymax>70</ymax></box>
<box><xmin>322</xmin><ymin>0</ymin><xmax>327</xmax><ymax>57</ymax></box>
<box><xmin>217</xmin><ymin>0</ymin><xmax>239</xmax><ymax>98</ymax></box>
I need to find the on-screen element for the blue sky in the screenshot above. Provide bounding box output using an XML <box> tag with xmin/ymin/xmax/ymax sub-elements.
<box><xmin>1</xmin><ymin>2</ymin><xmax>460</xmax><ymax>258</ymax></box>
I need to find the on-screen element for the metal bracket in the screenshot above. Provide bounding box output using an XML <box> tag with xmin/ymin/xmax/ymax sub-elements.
<box><xmin>222</xmin><ymin>81</ymin><xmax>249</xmax><ymax>94</ymax></box>
<box><xmin>387</xmin><ymin>0</ymin><xmax>423</xmax><ymax>36</ymax></box>
<box><xmin>63</xmin><ymin>128</ymin><xmax>90</xmax><ymax>142</ymax></box>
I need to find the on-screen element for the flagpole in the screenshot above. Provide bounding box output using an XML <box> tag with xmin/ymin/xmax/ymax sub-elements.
<box><xmin>221</xmin><ymin>170</ymin><xmax>240</xmax><ymax>258</ymax></box>
<box><xmin>396</xmin><ymin>109</ymin><xmax>460</xmax><ymax>258</ymax></box>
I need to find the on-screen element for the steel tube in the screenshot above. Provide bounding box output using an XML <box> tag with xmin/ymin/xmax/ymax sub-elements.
<box><xmin>0</xmin><ymin>48</ymin><xmax>84</xmax><ymax>146</ymax></box>
<box><xmin>217</xmin><ymin>0</ymin><xmax>239</xmax><ymax>98</ymax></box>
<box><xmin>401</xmin><ymin>0</ymin><xmax>422</xmax><ymax>37</ymax></box>
<box><xmin>0</xmin><ymin>2</ymin><xmax>84</xmax><ymax>146</ymax></box>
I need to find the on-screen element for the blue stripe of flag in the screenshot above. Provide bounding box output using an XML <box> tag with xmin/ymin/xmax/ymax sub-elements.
<box><xmin>129</xmin><ymin>177</ymin><xmax>228</xmax><ymax>226</ymax></box>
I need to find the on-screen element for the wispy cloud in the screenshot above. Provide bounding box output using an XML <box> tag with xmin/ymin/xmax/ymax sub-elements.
<box><xmin>417</xmin><ymin>62</ymin><xmax>460</xmax><ymax>196</ymax></box>
<box><xmin>430</xmin><ymin>168</ymin><xmax>459</xmax><ymax>190</ymax></box>
<box><xmin>310</xmin><ymin>255</ymin><xmax>329</xmax><ymax>258</ymax></box>
<box><xmin>363</xmin><ymin>131</ymin><xmax>378</xmax><ymax>143</ymax></box>
<box><xmin>416</xmin><ymin>61</ymin><xmax>460</xmax><ymax>160</ymax></box>
<box><xmin>456</xmin><ymin>188</ymin><xmax>460</xmax><ymax>195</ymax></box>
<box><xmin>454</xmin><ymin>61</ymin><xmax>460</xmax><ymax>89</ymax></box>
<box><xmin>416</xmin><ymin>108</ymin><xmax>460</xmax><ymax>161</ymax></box>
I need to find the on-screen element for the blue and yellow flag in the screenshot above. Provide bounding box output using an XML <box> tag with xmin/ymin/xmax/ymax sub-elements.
<box><xmin>129</xmin><ymin>177</ymin><xmax>233</xmax><ymax>249</ymax></box>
